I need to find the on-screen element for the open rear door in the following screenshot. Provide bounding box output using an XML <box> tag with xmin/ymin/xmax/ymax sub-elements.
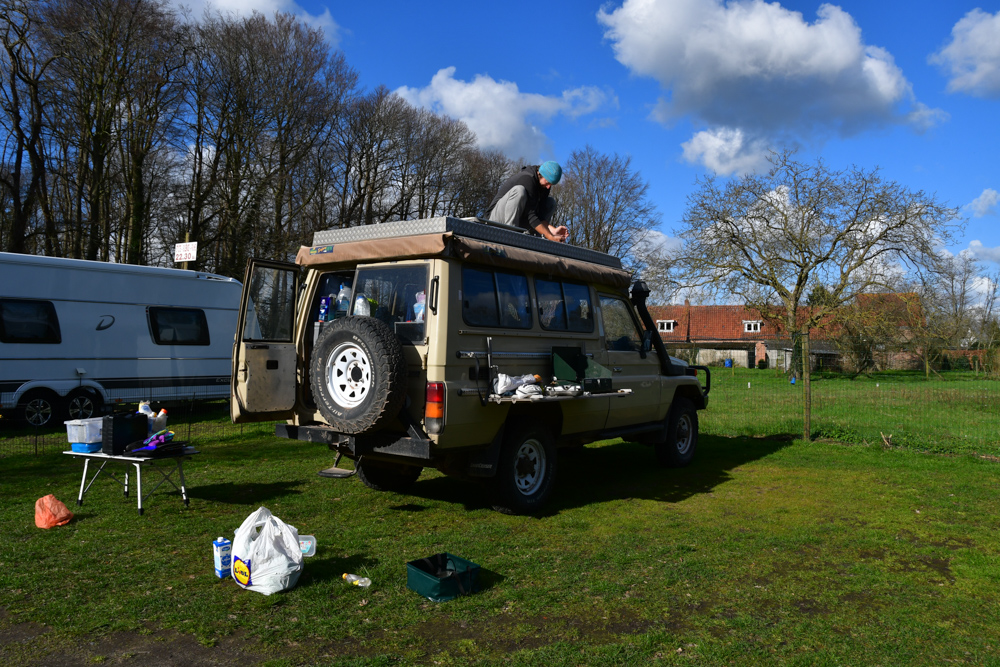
<box><xmin>231</xmin><ymin>259</ymin><xmax>300</xmax><ymax>423</ymax></box>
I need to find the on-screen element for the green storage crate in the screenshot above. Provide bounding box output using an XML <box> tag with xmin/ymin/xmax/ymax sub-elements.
<box><xmin>406</xmin><ymin>553</ymin><xmax>480</xmax><ymax>601</ymax></box>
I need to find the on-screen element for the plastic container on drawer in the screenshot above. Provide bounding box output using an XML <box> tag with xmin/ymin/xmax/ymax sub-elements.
<box><xmin>65</xmin><ymin>418</ymin><xmax>103</xmax><ymax>444</ymax></box>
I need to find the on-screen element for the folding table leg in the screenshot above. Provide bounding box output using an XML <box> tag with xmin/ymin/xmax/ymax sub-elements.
<box><xmin>134</xmin><ymin>462</ymin><xmax>144</xmax><ymax>516</ymax></box>
<box><xmin>177</xmin><ymin>461</ymin><xmax>189</xmax><ymax>506</ymax></box>
<box><xmin>77</xmin><ymin>459</ymin><xmax>90</xmax><ymax>506</ymax></box>
<box><xmin>124</xmin><ymin>469</ymin><xmax>129</xmax><ymax>498</ymax></box>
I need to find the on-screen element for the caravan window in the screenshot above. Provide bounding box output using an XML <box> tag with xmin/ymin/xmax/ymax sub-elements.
<box><xmin>0</xmin><ymin>299</ymin><xmax>61</xmax><ymax>344</ymax></box>
<box><xmin>148</xmin><ymin>307</ymin><xmax>210</xmax><ymax>346</ymax></box>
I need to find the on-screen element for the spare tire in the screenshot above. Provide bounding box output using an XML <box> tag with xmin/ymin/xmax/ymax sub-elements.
<box><xmin>310</xmin><ymin>316</ymin><xmax>406</xmax><ymax>434</ymax></box>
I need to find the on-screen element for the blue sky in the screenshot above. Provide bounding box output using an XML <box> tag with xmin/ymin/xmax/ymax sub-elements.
<box><xmin>178</xmin><ymin>1</ymin><xmax>999</xmax><ymax>264</ymax></box>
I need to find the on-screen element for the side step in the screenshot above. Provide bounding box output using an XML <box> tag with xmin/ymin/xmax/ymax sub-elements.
<box><xmin>318</xmin><ymin>452</ymin><xmax>356</xmax><ymax>479</ymax></box>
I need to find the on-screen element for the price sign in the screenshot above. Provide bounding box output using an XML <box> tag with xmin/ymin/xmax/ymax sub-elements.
<box><xmin>174</xmin><ymin>241</ymin><xmax>198</xmax><ymax>263</ymax></box>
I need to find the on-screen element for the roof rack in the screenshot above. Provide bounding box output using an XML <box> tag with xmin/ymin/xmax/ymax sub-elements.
<box><xmin>311</xmin><ymin>216</ymin><xmax>622</xmax><ymax>270</ymax></box>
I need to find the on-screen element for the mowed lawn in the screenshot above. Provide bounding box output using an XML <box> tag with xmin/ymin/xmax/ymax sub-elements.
<box><xmin>2</xmin><ymin>427</ymin><xmax>999</xmax><ymax>666</ymax></box>
<box><xmin>701</xmin><ymin>368</ymin><xmax>1000</xmax><ymax>456</ymax></box>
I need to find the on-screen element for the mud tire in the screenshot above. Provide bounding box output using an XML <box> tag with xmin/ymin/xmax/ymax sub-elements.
<box><xmin>310</xmin><ymin>316</ymin><xmax>406</xmax><ymax>434</ymax></box>
<box><xmin>491</xmin><ymin>423</ymin><xmax>557</xmax><ymax>515</ymax></box>
<box><xmin>656</xmin><ymin>397</ymin><xmax>698</xmax><ymax>467</ymax></box>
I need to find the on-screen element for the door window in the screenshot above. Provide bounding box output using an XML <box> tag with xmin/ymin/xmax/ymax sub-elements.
<box><xmin>599</xmin><ymin>296</ymin><xmax>643</xmax><ymax>351</ymax></box>
<box><xmin>244</xmin><ymin>266</ymin><xmax>298</xmax><ymax>342</ymax></box>
<box><xmin>353</xmin><ymin>264</ymin><xmax>429</xmax><ymax>343</ymax></box>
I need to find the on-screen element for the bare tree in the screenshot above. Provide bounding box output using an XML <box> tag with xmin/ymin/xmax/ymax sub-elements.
<box><xmin>559</xmin><ymin>145</ymin><xmax>660</xmax><ymax>269</ymax></box>
<box><xmin>674</xmin><ymin>149</ymin><xmax>962</xmax><ymax>438</ymax></box>
<box><xmin>0</xmin><ymin>0</ymin><xmax>57</xmax><ymax>253</ymax></box>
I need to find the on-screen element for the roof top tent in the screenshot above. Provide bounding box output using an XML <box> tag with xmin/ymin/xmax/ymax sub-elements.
<box><xmin>310</xmin><ymin>216</ymin><xmax>623</xmax><ymax>269</ymax></box>
<box><xmin>0</xmin><ymin>253</ymin><xmax>242</xmax><ymax>427</ymax></box>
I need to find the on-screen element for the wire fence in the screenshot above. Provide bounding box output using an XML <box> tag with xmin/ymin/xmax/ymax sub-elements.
<box><xmin>0</xmin><ymin>400</ymin><xmax>279</xmax><ymax>458</ymax></box>
<box><xmin>4</xmin><ymin>337</ymin><xmax>1000</xmax><ymax>459</ymax></box>
<box><xmin>664</xmin><ymin>334</ymin><xmax>1000</xmax><ymax>455</ymax></box>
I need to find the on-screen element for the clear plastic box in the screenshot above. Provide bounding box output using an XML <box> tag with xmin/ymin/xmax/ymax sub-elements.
<box><xmin>65</xmin><ymin>417</ymin><xmax>103</xmax><ymax>444</ymax></box>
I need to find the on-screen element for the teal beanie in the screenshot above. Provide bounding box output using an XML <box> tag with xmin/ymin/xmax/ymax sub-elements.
<box><xmin>539</xmin><ymin>161</ymin><xmax>562</xmax><ymax>184</ymax></box>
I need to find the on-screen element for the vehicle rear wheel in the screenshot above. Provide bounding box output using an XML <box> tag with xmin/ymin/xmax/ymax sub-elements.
<box><xmin>66</xmin><ymin>389</ymin><xmax>102</xmax><ymax>421</ymax></box>
<box><xmin>20</xmin><ymin>391</ymin><xmax>60</xmax><ymax>428</ymax></box>
<box><xmin>356</xmin><ymin>458</ymin><xmax>422</xmax><ymax>492</ymax></box>
<box><xmin>310</xmin><ymin>316</ymin><xmax>406</xmax><ymax>434</ymax></box>
<box><xmin>491</xmin><ymin>424</ymin><xmax>557</xmax><ymax>515</ymax></box>
<box><xmin>656</xmin><ymin>397</ymin><xmax>698</xmax><ymax>467</ymax></box>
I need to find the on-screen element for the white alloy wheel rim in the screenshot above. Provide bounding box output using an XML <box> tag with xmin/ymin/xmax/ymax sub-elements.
<box><xmin>675</xmin><ymin>414</ymin><xmax>693</xmax><ymax>454</ymax></box>
<box><xmin>326</xmin><ymin>341</ymin><xmax>373</xmax><ymax>409</ymax></box>
<box><xmin>514</xmin><ymin>438</ymin><xmax>546</xmax><ymax>496</ymax></box>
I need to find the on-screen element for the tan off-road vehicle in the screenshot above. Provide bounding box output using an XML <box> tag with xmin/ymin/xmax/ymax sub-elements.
<box><xmin>231</xmin><ymin>217</ymin><xmax>710</xmax><ymax>514</ymax></box>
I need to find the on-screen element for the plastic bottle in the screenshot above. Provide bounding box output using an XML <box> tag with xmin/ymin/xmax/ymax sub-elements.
<box><xmin>413</xmin><ymin>291</ymin><xmax>425</xmax><ymax>322</ymax></box>
<box><xmin>152</xmin><ymin>409</ymin><xmax>167</xmax><ymax>432</ymax></box>
<box><xmin>335</xmin><ymin>284</ymin><xmax>352</xmax><ymax>317</ymax></box>
<box><xmin>342</xmin><ymin>573</ymin><xmax>371</xmax><ymax>587</ymax></box>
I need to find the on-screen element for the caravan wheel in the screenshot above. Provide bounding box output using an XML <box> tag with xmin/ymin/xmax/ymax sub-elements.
<box><xmin>20</xmin><ymin>391</ymin><xmax>60</xmax><ymax>428</ymax></box>
<box><xmin>66</xmin><ymin>389</ymin><xmax>102</xmax><ymax>421</ymax></box>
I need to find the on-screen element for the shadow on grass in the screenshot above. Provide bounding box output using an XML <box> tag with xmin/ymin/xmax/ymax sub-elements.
<box><xmin>394</xmin><ymin>434</ymin><xmax>789</xmax><ymax>514</ymax></box>
<box><xmin>188</xmin><ymin>480</ymin><xmax>304</xmax><ymax>504</ymax></box>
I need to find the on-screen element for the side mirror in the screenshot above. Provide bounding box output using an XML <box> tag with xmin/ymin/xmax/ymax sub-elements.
<box><xmin>641</xmin><ymin>330</ymin><xmax>653</xmax><ymax>356</ymax></box>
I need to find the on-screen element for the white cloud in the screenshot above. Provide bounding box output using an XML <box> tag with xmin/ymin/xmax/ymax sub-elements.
<box><xmin>930</xmin><ymin>9</ymin><xmax>1000</xmax><ymax>98</ymax></box>
<box><xmin>396</xmin><ymin>67</ymin><xmax>611</xmax><ymax>159</ymax></box>
<box><xmin>166</xmin><ymin>0</ymin><xmax>341</xmax><ymax>45</ymax></box>
<box><xmin>967</xmin><ymin>240</ymin><xmax>1000</xmax><ymax>264</ymax></box>
<box><xmin>967</xmin><ymin>189</ymin><xmax>1000</xmax><ymax>218</ymax></box>
<box><xmin>598</xmin><ymin>0</ymin><xmax>941</xmax><ymax>171</ymax></box>
<box><xmin>681</xmin><ymin>127</ymin><xmax>769</xmax><ymax>175</ymax></box>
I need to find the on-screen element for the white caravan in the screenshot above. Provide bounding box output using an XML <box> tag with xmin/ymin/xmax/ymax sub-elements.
<box><xmin>0</xmin><ymin>252</ymin><xmax>241</xmax><ymax>426</ymax></box>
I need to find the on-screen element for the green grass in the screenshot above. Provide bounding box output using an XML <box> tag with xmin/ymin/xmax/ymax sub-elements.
<box><xmin>2</xmin><ymin>428</ymin><xmax>1000</xmax><ymax>665</ymax></box>
<box><xmin>702</xmin><ymin>367</ymin><xmax>1000</xmax><ymax>456</ymax></box>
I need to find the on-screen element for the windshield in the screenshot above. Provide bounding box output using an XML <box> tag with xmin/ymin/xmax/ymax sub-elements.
<box><xmin>352</xmin><ymin>263</ymin><xmax>429</xmax><ymax>344</ymax></box>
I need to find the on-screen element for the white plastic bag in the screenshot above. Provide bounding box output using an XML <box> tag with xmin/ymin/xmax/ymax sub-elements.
<box><xmin>231</xmin><ymin>507</ymin><xmax>303</xmax><ymax>595</ymax></box>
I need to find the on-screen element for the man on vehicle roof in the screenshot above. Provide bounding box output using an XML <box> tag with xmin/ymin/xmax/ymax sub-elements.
<box><xmin>486</xmin><ymin>161</ymin><xmax>569</xmax><ymax>243</ymax></box>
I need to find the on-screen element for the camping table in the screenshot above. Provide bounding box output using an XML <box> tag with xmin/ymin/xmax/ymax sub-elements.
<box><xmin>63</xmin><ymin>446</ymin><xmax>198</xmax><ymax>515</ymax></box>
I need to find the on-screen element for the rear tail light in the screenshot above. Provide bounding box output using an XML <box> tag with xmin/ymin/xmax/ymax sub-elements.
<box><xmin>425</xmin><ymin>382</ymin><xmax>444</xmax><ymax>434</ymax></box>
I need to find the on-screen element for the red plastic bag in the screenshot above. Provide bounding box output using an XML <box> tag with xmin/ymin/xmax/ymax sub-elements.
<box><xmin>35</xmin><ymin>494</ymin><xmax>74</xmax><ymax>529</ymax></box>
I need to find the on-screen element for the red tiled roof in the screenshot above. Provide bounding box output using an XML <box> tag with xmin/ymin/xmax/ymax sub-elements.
<box><xmin>648</xmin><ymin>304</ymin><xmax>827</xmax><ymax>343</ymax></box>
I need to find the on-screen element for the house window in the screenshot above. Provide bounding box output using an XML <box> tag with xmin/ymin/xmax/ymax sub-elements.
<box><xmin>744</xmin><ymin>321</ymin><xmax>762</xmax><ymax>333</ymax></box>
<box><xmin>657</xmin><ymin>320</ymin><xmax>676</xmax><ymax>332</ymax></box>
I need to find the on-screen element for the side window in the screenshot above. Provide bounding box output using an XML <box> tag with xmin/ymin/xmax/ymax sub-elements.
<box><xmin>537</xmin><ymin>279</ymin><xmax>594</xmax><ymax>332</ymax></box>
<box><xmin>536</xmin><ymin>279</ymin><xmax>566</xmax><ymax>330</ymax></box>
<box><xmin>461</xmin><ymin>267</ymin><xmax>531</xmax><ymax>329</ymax></box>
<box><xmin>599</xmin><ymin>296</ymin><xmax>643</xmax><ymax>352</ymax></box>
<box><xmin>0</xmin><ymin>299</ymin><xmax>61</xmax><ymax>344</ymax></box>
<box><xmin>148</xmin><ymin>307</ymin><xmax>210</xmax><ymax>345</ymax></box>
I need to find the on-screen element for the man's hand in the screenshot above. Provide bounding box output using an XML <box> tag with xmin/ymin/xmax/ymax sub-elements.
<box><xmin>534</xmin><ymin>222</ymin><xmax>569</xmax><ymax>243</ymax></box>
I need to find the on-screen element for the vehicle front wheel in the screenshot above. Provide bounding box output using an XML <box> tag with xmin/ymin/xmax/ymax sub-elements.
<box><xmin>656</xmin><ymin>397</ymin><xmax>698</xmax><ymax>467</ymax></box>
<box><xmin>356</xmin><ymin>458</ymin><xmax>422</xmax><ymax>492</ymax></box>
<box><xmin>491</xmin><ymin>424</ymin><xmax>557</xmax><ymax>515</ymax></box>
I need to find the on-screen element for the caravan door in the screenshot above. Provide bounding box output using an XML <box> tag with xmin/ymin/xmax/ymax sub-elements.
<box><xmin>231</xmin><ymin>260</ymin><xmax>299</xmax><ymax>423</ymax></box>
